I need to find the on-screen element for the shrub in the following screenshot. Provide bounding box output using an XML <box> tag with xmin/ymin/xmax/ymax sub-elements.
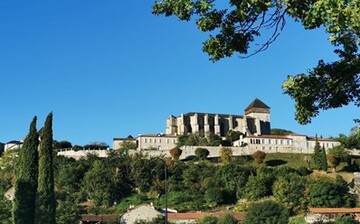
<box><xmin>220</xmin><ymin>147</ymin><xmax>233</xmax><ymax>163</ymax></box>
<box><xmin>252</xmin><ymin>150</ymin><xmax>266</xmax><ymax>164</ymax></box>
<box><xmin>195</xmin><ymin>148</ymin><xmax>209</xmax><ymax>159</ymax></box>
<box><xmin>170</xmin><ymin>147</ymin><xmax>182</xmax><ymax>160</ymax></box>
<box><xmin>243</xmin><ymin>200</ymin><xmax>289</xmax><ymax>224</ymax></box>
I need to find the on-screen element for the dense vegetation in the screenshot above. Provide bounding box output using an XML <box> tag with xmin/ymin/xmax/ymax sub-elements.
<box><xmin>2</xmin><ymin>143</ymin><xmax>360</xmax><ymax>223</ymax></box>
<box><xmin>1</xmin><ymin>126</ymin><xmax>360</xmax><ymax>223</ymax></box>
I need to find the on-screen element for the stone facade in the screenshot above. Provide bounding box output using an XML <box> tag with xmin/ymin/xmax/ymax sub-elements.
<box><xmin>112</xmin><ymin>98</ymin><xmax>341</xmax><ymax>157</ymax></box>
<box><xmin>166</xmin><ymin>98</ymin><xmax>271</xmax><ymax>137</ymax></box>
<box><xmin>113</xmin><ymin>134</ymin><xmax>177</xmax><ymax>151</ymax></box>
<box><xmin>4</xmin><ymin>140</ymin><xmax>22</xmax><ymax>152</ymax></box>
<box><xmin>120</xmin><ymin>205</ymin><xmax>163</xmax><ymax>224</ymax></box>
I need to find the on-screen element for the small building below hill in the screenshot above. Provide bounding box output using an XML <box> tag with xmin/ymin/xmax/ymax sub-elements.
<box><xmin>305</xmin><ymin>208</ymin><xmax>360</xmax><ymax>223</ymax></box>
<box><xmin>4</xmin><ymin>140</ymin><xmax>22</xmax><ymax>152</ymax></box>
<box><xmin>168</xmin><ymin>212</ymin><xmax>245</xmax><ymax>223</ymax></box>
<box><xmin>120</xmin><ymin>205</ymin><xmax>163</xmax><ymax>224</ymax></box>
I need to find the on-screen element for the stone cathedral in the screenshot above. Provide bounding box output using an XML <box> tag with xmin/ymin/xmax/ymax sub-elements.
<box><xmin>166</xmin><ymin>98</ymin><xmax>271</xmax><ymax>137</ymax></box>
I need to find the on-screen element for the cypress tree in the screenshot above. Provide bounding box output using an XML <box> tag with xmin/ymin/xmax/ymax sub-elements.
<box><xmin>12</xmin><ymin>116</ymin><xmax>39</xmax><ymax>224</ymax></box>
<box><xmin>37</xmin><ymin>112</ymin><xmax>56</xmax><ymax>224</ymax></box>
<box><xmin>312</xmin><ymin>138</ymin><xmax>322</xmax><ymax>170</ymax></box>
<box><xmin>321</xmin><ymin>146</ymin><xmax>328</xmax><ymax>171</ymax></box>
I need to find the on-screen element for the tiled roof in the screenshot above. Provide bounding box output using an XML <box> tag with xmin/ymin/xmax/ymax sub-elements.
<box><xmin>245</xmin><ymin>98</ymin><xmax>270</xmax><ymax>111</ymax></box>
<box><xmin>168</xmin><ymin>212</ymin><xmax>245</xmax><ymax>221</ymax></box>
<box><xmin>248</xmin><ymin>135</ymin><xmax>291</xmax><ymax>140</ymax></box>
<box><xmin>308</xmin><ymin>208</ymin><xmax>360</xmax><ymax>214</ymax></box>
<box><xmin>113</xmin><ymin>137</ymin><xmax>137</xmax><ymax>141</ymax></box>
<box><xmin>182</xmin><ymin>112</ymin><xmax>243</xmax><ymax>118</ymax></box>
<box><xmin>307</xmin><ymin>137</ymin><xmax>339</xmax><ymax>142</ymax></box>
<box><xmin>138</xmin><ymin>134</ymin><xmax>177</xmax><ymax>138</ymax></box>
<box><xmin>6</xmin><ymin>140</ymin><xmax>22</xmax><ymax>144</ymax></box>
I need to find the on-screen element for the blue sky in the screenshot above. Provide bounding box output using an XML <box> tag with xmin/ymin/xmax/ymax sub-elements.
<box><xmin>0</xmin><ymin>1</ymin><xmax>358</xmax><ymax>146</ymax></box>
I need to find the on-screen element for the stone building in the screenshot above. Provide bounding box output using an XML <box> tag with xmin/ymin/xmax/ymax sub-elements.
<box><xmin>112</xmin><ymin>98</ymin><xmax>341</xmax><ymax>156</ymax></box>
<box><xmin>113</xmin><ymin>134</ymin><xmax>177</xmax><ymax>151</ymax></box>
<box><xmin>165</xmin><ymin>98</ymin><xmax>270</xmax><ymax>137</ymax></box>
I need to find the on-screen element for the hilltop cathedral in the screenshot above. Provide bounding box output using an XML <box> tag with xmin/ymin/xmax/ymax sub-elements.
<box><xmin>166</xmin><ymin>98</ymin><xmax>271</xmax><ymax>137</ymax></box>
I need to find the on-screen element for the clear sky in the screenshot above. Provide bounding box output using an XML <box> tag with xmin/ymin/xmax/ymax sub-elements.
<box><xmin>0</xmin><ymin>1</ymin><xmax>358</xmax><ymax>146</ymax></box>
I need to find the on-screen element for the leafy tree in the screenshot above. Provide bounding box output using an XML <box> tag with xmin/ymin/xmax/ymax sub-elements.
<box><xmin>37</xmin><ymin>112</ymin><xmax>56</xmax><ymax>224</ymax></box>
<box><xmin>236</xmin><ymin>166</ymin><xmax>254</xmax><ymax>199</ymax></box>
<box><xmin>129</xmin><ymin>153</ymin><xmax>153</xmax><ymax>193</ymax></box>
<box><xmin>53</xmin><ymin>140</ymin><xmax>72</xmax><ymax>149</ymax></box>
<box><xmin>308</xmin><ymin>177</ymin><xmax>353</xmax><ymax>208</ymax></box>
<box><xmin>220</xmin><ymin>147</ymin><xmax>232</xmax><ymax>164</ymax></box>
<box><xmin>273</xmin><ymin>173</ymin><xmax>306</xmax><ymax>214</ymax></box>
<box><xmin>243</xmin><ymin>200</ymin><xmax>289</xmax><ymax>224</ymax></box>
<box><xmin>252</xmin><ymin>150</ymin><xmax>266</xmax><ymax>164</ymax></box>
<box><xmin>195</xmin><ymin>147</ymin><xmax>209</xmax><ymax>159</ymax></box>
<box><xmin>84</xmin><ymin>141</ymin><xmax>109</xmax><ymax>149</ymax></box>
<box><xmin>328</xmin><ymin>145</ymin><xmax>350</xmax><ymax>170</ymax></box>
<box><xmin>82</xmin><ymin>160</ymin><xmax>114</xmax><ymax>206</ymax></box>
<box><xmin>205</xmin><ymin>187</ymin><xmax>223</xmax><ymax>208</ymax></box>
<box><xmin>343</xmin><ymin>127</ymin><xmax>360</xmax><ymax>149</ymax></box>
<box><xmin>56</xmin><ymin>196</ymin><xmax>80</xmax><ymax>224</ymax></box>
<box><xmin>207</xmin><ymin>132</ymin><xmax>222</xmax><ymax>146</ymax></box>
<box><xmin>334</xmin><ymin>215</ymin><xmax>359</xmax><ymax>224</ymax></box>
<box><xmin>183</xmin><ymin>162</ymin><xmax>215</xmax><ymax>192</ymax></box>
<box><xmin>218</xmin><ymin>214</ymin><xmax>238</xmax><ymax>224</ymax></box>
<box><xmin>187</xmin><ymin>133</ymin><xmax>208</xmax><ymax>146</ymax></box>
<box><xmin>0</xmin><ymin>196</ymin><xmax>11</xmax><ymax>224</ymax></box>
<box><xmin>12</xmin><ymin>116</ymin><xmax>39</xmax><ymax>224</ymax></box>
<box><xmin>225</xmin><ymin>130</ymin><xmax>242</xmax><ymax>143</ymax></box>
<box><xmin>170</xmin><ymin>147</ymin><xmax>182</xmax><ymax>160</ymax></box>
<box><xmin>0</xmin><ymin>149</ymin><xmax>19</xmax><ymax>194</ymax></box>
<box><xmin>271</xmin><ymin>128</ymin><xmax>293</xmax><ymax>135</ymax></box>
<box><xmin>119</xmin><ymin>141</ymin><xmax>137</xmax><ymax>151</ymax></box>
<box><xmin>243</xmin><ymin>174</ymin><xmax>268</xmax><ymax>200</ymax></box>
<box><xmin>152</xmin><ymin>0</ymin><xmax>360</xmax><ymax>124</ymax></box>
<box><xmin>177</xmin><ymin>133</ymin><xmax>221</xmax><ymax>146</ymax></box>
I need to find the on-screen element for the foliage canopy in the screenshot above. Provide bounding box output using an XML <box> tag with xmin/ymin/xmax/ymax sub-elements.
<box><xmin>152</xmin><ymin>0</ymin><xmax>360</xmax><ymax>124</ymax></box>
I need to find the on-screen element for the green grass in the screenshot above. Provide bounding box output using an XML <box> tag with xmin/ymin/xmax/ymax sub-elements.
<box><xmin>115</xmin><ymin>194</ymin><xmax>152</xmax><ymax>214</ymax></box>
<box><xmin>264</xmin><ymin>153</ymin><xmax>311</xmax><ymax>168</ymax></box>
<box><xmin>288</xmin><ymin>216</ymin><xmax>306</xmax><ymax>224</ymax></box>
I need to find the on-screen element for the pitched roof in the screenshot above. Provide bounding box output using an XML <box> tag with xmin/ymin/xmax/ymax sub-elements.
<box><xmin>245</xmin><ymin>98</ymin><xmax>270</xmax><ymax>111</ymax></box>
<box><xmin>247</xmin><ymin>135</ymin><xmax>291</xmax><ymax>140</ymax></box>
<box><xmin>182</xmin><ymin>112</ymin><xmax>243</xmax><ymax>118</ymax></box>
<box><xmin>168</xmin><ymin>212</ymin><xmax>245</xmax><ymax>221</ymax></box>
<box><xmin>308</xmin><ymin>208</ymin><xmax>360</xmax><ymax>214</ymax></box>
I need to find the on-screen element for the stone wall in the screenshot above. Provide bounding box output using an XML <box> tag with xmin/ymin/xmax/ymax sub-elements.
<box><xmin>57</xmin><ymin>148</ymin><xmax>109</xmax><ymax>160</ymax></box>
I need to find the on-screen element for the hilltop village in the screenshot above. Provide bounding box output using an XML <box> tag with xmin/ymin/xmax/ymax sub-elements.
<box><xmin>2</xmin><ymin>99</ymin><xmax>360</xmax><ymax>224</ymax></box>
<box><xmin>3</xmin><ymin>99</ymin><xmax>341</xmax><ymax>160</ymax></box>
<box><xmin>110</xmin><ymin>98</ymin><xmax>339</xmax><ymax>160</ymax></box>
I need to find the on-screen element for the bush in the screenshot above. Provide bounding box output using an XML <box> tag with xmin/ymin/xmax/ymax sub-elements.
<box><xmin>252</xmin><ymin>150</ymin><xmax>266</xmax><ymax>164</ymax></box>
<box><xmin>195</xmin><ymin>148</ymin><xmax>209</xmax><ymax>159</ymax></box>
<box><xmin>170</xmin><ymin>147</ymin><xmax>182</xmax><ymax>160</ymax></box>
<box><xmin>220</xmin><ymin>147</ymin><xmax>233</xmax><ymax>163</ymax></box>
<box><xmin>243</xmin><ymin>200</ymin><xmax>289</xmax><ymax>224</ymax></box>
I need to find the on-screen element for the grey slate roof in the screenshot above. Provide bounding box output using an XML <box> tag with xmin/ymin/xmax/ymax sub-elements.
<box><xmin>244</xmin><ymin>98</ymin><xmax>270</xmax><ymax>111</ymax></box>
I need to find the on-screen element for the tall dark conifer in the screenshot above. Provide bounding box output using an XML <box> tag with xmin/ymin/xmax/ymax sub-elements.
<box><xmin>312</xmin><ymin>137</ymin><xmax>322</xmax><ymax>170</ymax></box>
<box><xmin>321</xmin><ymin>146</ymin><xmax>328</xmax><ymax>171</ymax></box>
<box><xmin>12</xmin><ymin>116</ymin><xmax>39</xmax><ymax>224</ymax></box>
<box><xmin>37</xmin><ymin>112</ymin><xmax>56</xmax><ymax>224</ymax></box>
